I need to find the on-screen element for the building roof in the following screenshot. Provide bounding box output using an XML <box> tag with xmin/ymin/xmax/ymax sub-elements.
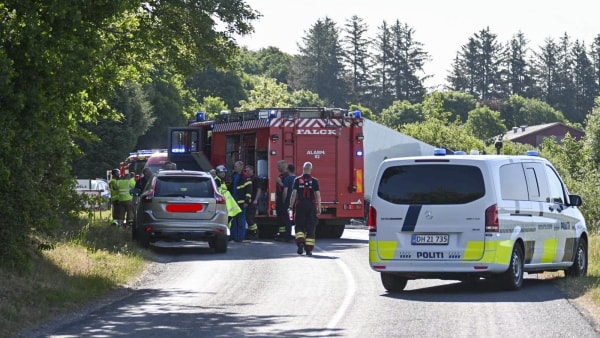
<box><xmin>501</xmin><ymin>122</ymin><xmax>582</xmax><ymax>142</ymax></box>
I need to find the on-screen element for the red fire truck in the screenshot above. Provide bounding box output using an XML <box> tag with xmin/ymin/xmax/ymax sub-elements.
<box><xmin>168</xmin><ymin>107</ymin><xmax>366</xmax><ymax>238</ymax></box>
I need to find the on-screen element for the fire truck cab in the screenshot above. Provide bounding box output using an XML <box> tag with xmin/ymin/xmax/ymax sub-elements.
<box><xmin>168</xmin><ymin>107</ymin><xmax>366</xmax><ymax>238</ymax></box>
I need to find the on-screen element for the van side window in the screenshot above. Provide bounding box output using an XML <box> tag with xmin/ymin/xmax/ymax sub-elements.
<box><xmin>524</xmin><ymin>168</ymin><xmax>541</xmax><ymax>200</ymax></box>
<box><xmin>523</xmin><ymin>163</ymin><xmax>550</xmax><ymax>202</ymax></box>
<box><xmin>499</xmin><ymin>163</ymin><xmax>528</xmax><ymax>200</ymax></box>
<box><xmin>545</xmin><ymin>165</ymin><xmax>566</xmax><ymax>204</ymax></box>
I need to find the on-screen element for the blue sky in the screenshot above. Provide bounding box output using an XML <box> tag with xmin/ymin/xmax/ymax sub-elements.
<box><xmin>236</xmin><ymin>0</ymin><xmax>600</xmax><ymax>89</ymax></box>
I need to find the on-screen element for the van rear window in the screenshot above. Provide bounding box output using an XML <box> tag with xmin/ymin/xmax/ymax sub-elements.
<box><xmin>377</xmin><ymin>164</ymin><xmax>485</xmax><ymax>204</ymax></box>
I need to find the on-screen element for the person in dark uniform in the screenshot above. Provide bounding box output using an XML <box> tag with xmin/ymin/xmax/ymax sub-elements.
<box><xmin>274</xmin><ymin>160</ymin><xmax>289</xmax><ymax>241</ymax></box>
<box><xmin>288</xmin><ymin>162</ymin><xmax>321</xmax><ymax>256</ymax></box>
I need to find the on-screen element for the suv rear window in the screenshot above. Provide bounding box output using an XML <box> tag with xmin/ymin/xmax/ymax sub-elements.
<box><xmin>154</xmin><ymin>177</ymin><xmax>214</xmax><ymax>198</ymax></box>
<box><xmin>377</xmin><ymin>164</ymin><xmax>485</xmax><ymax>204</ymax></box>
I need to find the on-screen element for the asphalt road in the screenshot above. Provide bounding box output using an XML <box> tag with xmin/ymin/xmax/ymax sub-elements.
<box><xmin>33</xmin><ymin>226</ymin><xmax>600</xmax><ymax>337</ymax></box>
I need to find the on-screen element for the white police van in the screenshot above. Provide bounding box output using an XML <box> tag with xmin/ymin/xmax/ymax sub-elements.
<box><xmin>368</xmin><ymin>150</ymin><xmax>588</xmax><ymax>291</ymax></box>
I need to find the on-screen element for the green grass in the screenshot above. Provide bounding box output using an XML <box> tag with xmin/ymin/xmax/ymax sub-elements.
<box><xmin>0</xmin><ymin>211</ymin><xmax>149</xmax><ymax>337</ymax></box>
<box><xmin>1</xmin><ymin>216</ymin><xmax>599</xmax><ymax>336</ymax></box>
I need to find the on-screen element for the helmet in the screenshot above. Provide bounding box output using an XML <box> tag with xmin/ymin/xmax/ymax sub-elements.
<box><xmin>111</xmin><ymin>169</ymin><xmax>120</xmax><ymax>177</ymax></box>
<box><xmin>216</xmin><ymin>165</ymin><xmax>227</xmax><ymax>172</ymax></box>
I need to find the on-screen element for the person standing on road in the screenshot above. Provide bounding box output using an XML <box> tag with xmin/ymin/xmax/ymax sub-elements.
<box><xmin>230</xmin><ymin>160</ymin><xmax>249</xmax><ymax>242</ymax></box>
<box><xmin>288</xmin><ymin>161</ymin><xmax>321</xmax><ymax>256</ymax></box>
<box><xmin>278</xmin><ymin>163</ymin><xmax>296</xmax><ymax>242</ymax></box>
<box><xmin>244</xmin><ymin>165</ymin><xmax>262</xmax><ymax>240</ymax></box>
<box><xmin>109</xmin><ymin>169</ymin><xmax>121</xmax><ymax>226</ymax></box>
<box><xmin>116</xmin><ymin>172</ymin><xmax>136</xmax><ymax>227</ymax></box>
<box><xmin>215</xmin><ymin>165</ymin><xmax>241</xmax><ymax>229</ymax></box>
<box><xmin>274</xmin><ymin>160</ymin><xmax>289</xmax><ymax>241</ymax></box>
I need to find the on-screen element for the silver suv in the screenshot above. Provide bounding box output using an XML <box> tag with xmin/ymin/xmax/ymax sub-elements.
<box><xmin>133</xmin><ymin>170</ymin><xmax>228</xmax><ymax>253</ymax></box>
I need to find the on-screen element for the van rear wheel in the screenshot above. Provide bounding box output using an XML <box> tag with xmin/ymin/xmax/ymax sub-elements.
<box><xmin>499</xmin><ymin>244</ymin><xmax>524</xmax><ymax>290</ymax></box>
<box><xmin>381</xmin><ymin>273</ymin><xmax>408</xmax><ymax>292</ymax></box>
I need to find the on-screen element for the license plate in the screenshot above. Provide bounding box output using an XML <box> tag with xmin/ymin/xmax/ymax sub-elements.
<box><xmin>411</xmin><ymin>233</ymin><xmax>449</xmax><ymax>245</ymax></box>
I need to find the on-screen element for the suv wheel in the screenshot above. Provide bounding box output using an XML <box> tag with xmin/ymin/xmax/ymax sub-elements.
<box><xmin>212</xmin><ymin>234</ymin><xmax>228</xmax><ymax>253</ymax></box>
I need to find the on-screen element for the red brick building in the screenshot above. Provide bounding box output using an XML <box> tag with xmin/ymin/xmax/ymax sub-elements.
<box><xmin>501</xmin><ymin>122</ymin><xmax>585</xmax><ymax>147</ymax></box>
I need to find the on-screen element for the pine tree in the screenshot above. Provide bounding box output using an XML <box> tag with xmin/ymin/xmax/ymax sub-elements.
<box><xmin>505</xmin><ymin>31</ymin><xmax>534</xmax><ymax>98</ymax></box>
<box><xmin>341</xmin><ymin>15</ymin><xmax>373</xmax><ymax>106</ymax></box>
<box><xmin>572</xmin><ymin>40</ymin><xmax>597</xmax><ymax>123</ymax></box>
<box><xmin>293</xmin><ymin>17</ymin><xmax>347</xmax><ymax>106</ymax></box>
<box><xmin>373</xmin><ymin>21</ymin><xmax>395</xmax><ymax>111</ymax></box>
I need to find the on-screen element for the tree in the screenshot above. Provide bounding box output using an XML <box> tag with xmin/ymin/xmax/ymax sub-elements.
<box><xmin>389</xmin><ymin>20</ymin><xmax>428</xmax><ymax>103</ymax></box>
<box><xmin>241</xmin><ymin>47</ymin><xmax>293</xmax><ymax>85</ymax></box>
<box><xmin>448</xmin><ymin>27</ymin><xmax>504</xmax><ymax>100</ymax></box>
<box><xmin>136</xmin><ymin>74</ymin><xmax>194</xmax><ymax>150</ymax></box>
<box><xmin>74</xmin><ymin>82</ymin><xmax>155</xmax><ymax>178</ymax></box>
<box><xmin>237</xmin><ymin>75</ymin><xmax>292</xmax><ymax>110</ymax></box>
<box><xmin>289</xmin><ymin>89</ymin><xmax>326</xmax><ymax>107</ymax></box>
<box><xmin>584</xmin><ymin>98</ymin><xmax>600</xmax><ymax>164</ymax></box>
<box><xmin>342</xmin><ymin>15</ymin><xmax>373</xmax><ymax>106</ymax></box>
<box><xmin>0</xmin><ymin>0</ymin><xmax>258</xmax><ymax>268</ymax></box>
<box><xmin>292</xmin><ymin>17</ymin><xmax>348</xmax><ymax>106</ymax></box>
<box><xmin>372</xmin><ymin>20</ymin><xmax>395</xmax><ymax>112</ymax></box>
<box><xmin>531</xmin><ymin>38</ymin><xmax>561</xmax><ymax>109</ymax></box>
<box><xmin>186</xmin><ymin>67</ymin><xmax>247</xmax><ymax>112</ymax></box>
<box><xmin>200</xmin><ymin>96</ymin><xmax>229</xmax><ymax>119</ymax></box>
<box><xmin>465</xmin><ymin>105</ymin><xmax>506</xmax><ymax>140</ymax></box>
<box><xmin>401</xmin><ymin>116</ymin><xmax>484</xmax><ymax>153</ymax></box>
<box><xmin>502</xmin><ymin>95</ymin><xmax>566</xmax><ymax>127</ymax></box>
<box><xmin>505</xmin><ymin>31</ymin><xmax>534</xmax><ymax>97</ymax></box>
<box><xmin>378</xmin><ymin>100</ymin><xmax>424</xmax><ymax>128</ymax></box>
<box><xmin>571</xmin><ymin>40</ymin><xmax>597</xmax><ymax>123</ymax></box>
<box><xmin>424</xmin><ymin>91</ymin><xmax>478</xmax><ymax>123</ymax></box>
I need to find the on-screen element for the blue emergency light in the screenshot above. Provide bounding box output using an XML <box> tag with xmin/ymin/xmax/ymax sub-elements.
<box><xmin>433</xmin><ymin>148</ymin><xmax>446</xmax><ymax>156</ymax></box>
<box><xmin>356</xmin><ymin>150</ymin><xmax>364</xmax><ymax>157</ymax></box>
<box><xmin>269</xmin><ymin>110</ymin><xmax>278</xmax><ymax>119</ymax></box>
<box><xmin>354</xmin><ymin>110</ymin><xmax>362</xmax><ymax>118</ymax></box>
<box><xmin>196</xmin><ymin>111</ymin><xmax>206</xmax><ymax>122</ymax></box>
<box><xmin>526</xmin><ymin>150</ymin><xmax>539</xmax><ymax>156</ymax></box>
<box><xmin>454</xmin><ymin>151</ymin><xmax>466</xmax><ymax>155</ymax></box>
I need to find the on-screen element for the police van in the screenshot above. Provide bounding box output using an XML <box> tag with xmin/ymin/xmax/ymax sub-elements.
<box><xmin>368</xmin><ymin>150</ymin><xmax>588</xmax><ymax>291</ymax></box>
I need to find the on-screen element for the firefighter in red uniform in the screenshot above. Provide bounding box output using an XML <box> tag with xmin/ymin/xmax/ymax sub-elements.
<box><xmin>288</xmin><ymin>161</ymin><xmax>321</xmax><ymax>256</ymax></box>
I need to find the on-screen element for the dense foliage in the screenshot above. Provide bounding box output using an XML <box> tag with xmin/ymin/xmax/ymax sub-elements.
<box><xmin>0</xmin><ymin>0</ymin><xmax>258</xmax><ymax>268</ymax></box>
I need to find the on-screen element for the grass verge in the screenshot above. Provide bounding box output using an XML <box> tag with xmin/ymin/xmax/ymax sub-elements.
<box><xmin>0</xmin><ymin>211</ymin><xmax>149</xmax><ymax>337</ymax></box>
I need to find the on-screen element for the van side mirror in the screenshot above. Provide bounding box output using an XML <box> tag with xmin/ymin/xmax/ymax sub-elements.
<box><xmin>568</xmin><ymin>194</ymin><xmax>582</xmax><ymax>207</ymax></box>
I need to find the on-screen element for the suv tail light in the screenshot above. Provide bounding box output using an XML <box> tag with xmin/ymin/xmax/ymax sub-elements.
<box><xmin>368</xmin><ymin>206</ymin><xmax>377</xmax><ymax>233</ymax></box>
<box><xmin>485</xmin><ymin>204</ymin><xmax>499</xmax><ymax>232</ymax></box>
<box><xmin>214</xmin><ymin>192</ymin><xmax>225</xmax><ymax>204</ymax></box>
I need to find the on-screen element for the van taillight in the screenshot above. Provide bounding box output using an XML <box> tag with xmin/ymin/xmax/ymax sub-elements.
<box><xmin>368</xmin><ymin>206</ymin><xmax>377</xmax><ymax>232</ymax></box>
<box><xmin>485</xmin><ymin>204</ymin><xmax>499</xmax><ymax>232</ymax></box>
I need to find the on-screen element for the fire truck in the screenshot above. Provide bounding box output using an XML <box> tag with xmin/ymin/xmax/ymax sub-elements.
<box><xmin>167</xmin><ymin>107</ymin><xmax>366</xmax><ymax>238</ymax></box>
<box><xmin>123</xmin><ymin>149</ymin><xmax>167</xmax><ymax>176</ymax></box>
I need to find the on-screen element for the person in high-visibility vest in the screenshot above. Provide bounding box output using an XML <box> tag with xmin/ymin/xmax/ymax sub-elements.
<box><xmin>214</xmin><ymin>165</ymin><xmax>241</xmax><ymax>228</ymax></box>
<box><xmin>109</xmin><ymin>169</ymin><xmax>121</xmax><ymax>226</ymax></box>
<box><xmin>116</xmin><ymin>172</ymin><xmax>136</xmax><ymax>227</ymax></box>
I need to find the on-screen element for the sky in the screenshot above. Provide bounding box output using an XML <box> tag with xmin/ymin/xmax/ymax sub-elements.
<box><xmin>235</xmin><ymin>0</ymin><xmax>600</xmax><ymax>90</ymax></box>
